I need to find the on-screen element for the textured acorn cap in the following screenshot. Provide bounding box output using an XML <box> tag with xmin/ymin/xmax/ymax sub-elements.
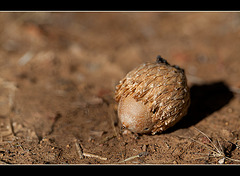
<box><xmin>115</xmin><ymin>56</ymin><xmax>190</xmax><ymax>135</ymax></box>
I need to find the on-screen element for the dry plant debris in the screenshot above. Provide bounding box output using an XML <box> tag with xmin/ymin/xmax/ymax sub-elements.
<box><xmin>190</xmin><ymin>127</ymin><xmax>240</xmax><ymax>164</ymax></box>
<box><xmin>74</xmin><ymin>138</ymin><xmax>107</xmax><ymax>161</ymax></box>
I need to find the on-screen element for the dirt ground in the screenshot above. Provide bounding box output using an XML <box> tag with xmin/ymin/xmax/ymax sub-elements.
<box><xmin>1</xmin><ymin>12</ymin><xmax>240</xmax><ymax>164</ymax></box>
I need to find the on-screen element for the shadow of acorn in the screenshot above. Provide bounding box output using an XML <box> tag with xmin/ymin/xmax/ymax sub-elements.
<box><xmin>166</xmin><ymin>81</ymin><xmax>234</xmax><ymax>133</ymax></box>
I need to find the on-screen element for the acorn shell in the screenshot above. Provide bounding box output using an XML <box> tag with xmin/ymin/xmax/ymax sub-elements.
<box><xmin>115</xmin><ymin>59</ymin><xmax>190</xmax><ymax>135</ymax></box>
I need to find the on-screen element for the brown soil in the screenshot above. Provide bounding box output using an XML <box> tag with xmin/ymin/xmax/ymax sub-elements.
<box><xmin>1</xmin><ymin>12</ymin><xmax>240</xmax><ymax>164</ymax></box>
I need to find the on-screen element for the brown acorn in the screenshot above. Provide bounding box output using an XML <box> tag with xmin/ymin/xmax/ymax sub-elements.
<box><xmin>115</xmin><ymin>56</ymin><xmax>190</xmax><ymax>135</ymax></box>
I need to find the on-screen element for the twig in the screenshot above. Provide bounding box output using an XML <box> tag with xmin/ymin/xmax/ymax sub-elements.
<box><xmin>74</xmin><ymin>139</ymin><xmax>107</xmax><ymax>161</ymax></box>
<box><xmin>117</xmin><ymin>152</ymin><xmax>147</xmax><ymax>163</ymax></box>
<box><xmin>82</xmin><ymin>152</ymin><xmax>107</xmax><ymax>161</ymax></box>
<box><xmin>18</xmin><ymin>51</ymin><xmax>34</xmax><ymax>66</ymax></box>
<box><xmin>74</xmin><ymin>140</ymin><xmax>84</xmax><ymax>159</ymax></box>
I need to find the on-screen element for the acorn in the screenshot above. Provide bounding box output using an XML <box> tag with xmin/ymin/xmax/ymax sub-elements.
<box><xmin>115</xmin><ymin>56</ymin><xmax>190</xmax><ymax>135</ymax></box>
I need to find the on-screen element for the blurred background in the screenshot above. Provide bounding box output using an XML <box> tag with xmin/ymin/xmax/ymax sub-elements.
<box><xmin>1</xmin><ymin>12</ymin><xmax>240</xmax><ymax>90</ymax></box>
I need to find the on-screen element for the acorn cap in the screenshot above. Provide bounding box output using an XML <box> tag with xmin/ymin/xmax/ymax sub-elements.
<box><xmin>115</xmin><ymin>56</ymin><xmax>190</xmax><ymax>134</ymax></box>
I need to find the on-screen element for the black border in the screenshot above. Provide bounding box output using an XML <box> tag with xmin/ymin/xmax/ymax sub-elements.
<box><xmin>0</xmin><ymin>1</ymin><xmax>239</xmax><ymax>11</ymax></box>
